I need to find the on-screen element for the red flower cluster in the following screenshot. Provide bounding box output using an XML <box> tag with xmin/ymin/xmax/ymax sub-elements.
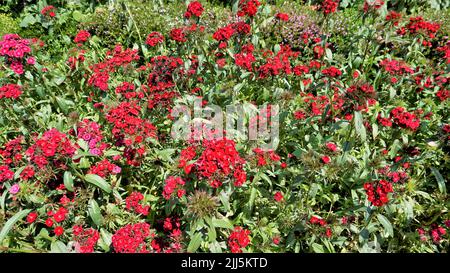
<box><xmin>0</xmin><ymin>84</ymin><xmax>22</xmax><ymax>99</ymax></box>
<box><xmin>235</xmin><ymin>43</ymin><xmax>256</xmax><ymax>71</ymax></box>
<box><xmin>237</xmin><ymin>0</ymin><xmax>260</xmax><ymax>17</ymax></box>
<box><xmin>25</xmin><ymin>128</ymin><xmax>76</xmax><ymax>168</ymax></box>
<box><xmin>258</xmin><ymin>45</ymin><xmax>300</xmax><ymax>79</ymax></box>
<box><xmin>364</xmin><ymin>180</ymin><xmax>393</xmax><ymax>206</ymax></box>
<box><xmin>363</xmin><ymin>0</ymin><xmax>384</xmax><ymax>13</ymax></box>
<box><xmin>386</xmin><ymin>11</ymin><xmax>402</xmax><ymax>26</ymax></box>
<box><xmin>321</xmin><ymin>66</ymin><xmax>342</xmax><ymax>77</ymax></box>
<box><xmin>88</xmin><ymin>45</ymin><xmax>140</xmax><ymax>91</ymax></box>
<box><xmin>228</xmin><ymin>226</ymin><xmax>251</xmax><ymax>253</ymax></box>
<box><xmin>0</xmin><ymin>34</ymin><xmax>34</xmax><ymax>75</ymax></box>
<box><xmin>436</xmin><ymin>89</ymin><xmax>449</xmax><ymax>101</ymax></box>
<box><xmin>185</xmin><ymin>1</ymin><xmax>204</xmax><ymax>18</ymax></box>
<box><xmin>112</xmin><ymin>222</ymin><xmax>152</xmax><ymax>253</ymax></box>
<box><xmin>430</xmin><ymin>225</ymin><xmax>447</xmax><ymax>243</ymax></box>
<box><xmin>146</xmin><ymin>32</ymin><xmax>164</xmax><ymax>47</ymax></box>
<box><xmin>125</xmin><ymin>191</ymin><xmax>150</xmax><ymax>215</ymax></box>
<box><xmin>146</xmin><ymin>55</ymin><xmax>183</xmax><ymax>104</ymax></box>
<box><xmin>179</xmin><ymin>139</ymin><xmax>247</xmax><ymax>187</ymax></box>
<box><xmin>74</xmin><ymin>119</ymin><xmax>108</xmax><ymax>156</ymax></box>
<box><xmin>67</xmin><ymin>48</ymin><xmax>85</xmax><ymax>69</ymax></box>
<box><xmin>152</xmin><ymin>217</ymin><xmax>183</xmax><ymax>253</ymax></box>
<box><xmin>88</xmin><ymin>159</ymin><xmax>121</xmax><ymax>178</ymax></box>
<box><xmin>105</xmin><ymin>101</ymin><xmax>157</xmax><ymax>147</ymax></box>
<box><xmin>74</xmin><ymin>30</ymin><xmax>90</xmax><ymax>44</ymax></box>
<box><xmin>213</xmin><ymin>25</ymin><xmax>235</xmax><ymax>41</ymax></box>
<box><xmin>170</xmin><ymin>28</ymin><xmax>187</xmax><ymax>43</ymax></box>
<box><xmin>320</xmin><ymin>0</ymin><xmax>339</xmax><ymax>15</ymax></box>
<box><xmin>309</xmin><ymin>216</ymin><xmax>332</xmax><ymax>238</ymax></box>
<box><xmin>345</xmin><ymin>82</ymin><xmax>377</xmax><ymax>111</ymax></box>
<box><xmin>163</xmin><ymin>176</ymin><xmax>186</xmax><ymax>200</ymax></box>
<box><xmin>403</xmin><ymin>16</ymin><xmax>440</xmax><ymax>38</ymax></box>
<box><xmin>390</xmin><ymin>107</ymin><xmax>421</xmax><ymax>131</ymax></box>
<box><xmin>275</xmin><ymin>13</ymin><xmax>289</xmax><ymax>22</ymax></box>
<box><xmin>41</xmin><ymin>6</ymin><xmax>56</xmax><ymax>17</ymax></box>
<box><xmin>72</xmin><ymin>225</ymin><xmax>100</xmax><ymax>253</ymax></box>
<box><xmin>253</xmin><ymin>148</ymin><xmax>281</xmax><ymax>167</ymax></box>
<box><xmin>293</xmin><ymin>65</ymin><xmax>309</xmax><ymax>76</ymax></box>
<box><xmin>380</xmin><ymin>59</ymin><xmax>414</xmax><ymax>75</ymax></box>
<box><xmin>0</xmin><ymin>165</ymin><xmax>14</xmax><ymax>183</ymax></box>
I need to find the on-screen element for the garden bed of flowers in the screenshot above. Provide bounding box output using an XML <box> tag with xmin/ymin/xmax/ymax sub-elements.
<box><xmin>0</xmin><ymin>0</ymin><xmax>449</xmax><ymax>253</ymax></box>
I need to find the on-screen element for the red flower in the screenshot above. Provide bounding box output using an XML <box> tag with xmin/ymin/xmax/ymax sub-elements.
<box><xmin>272</xmin><ymin>236</ymin><xmax>280</xmax><ymax>245</ymax></box>
<box><xmin>126</xmin><ymin>192</ymin><xmax>150</xmax><ymax>216</ymax></box>
<box><xmin>364</xmin><ymin>180</ymin><xmax>393</xmax><ymax>207</ymax></box>
<box><xmin>0</xmin><ymin>84</ymin><xmax>23</xmax><ymax>100</ymax></box>
<box><xmin>45</xmin><ymin>218</ymin><xmax>54</xmax><ymax>227</ymax></box>
<box><xmin>41</xmin><ymin>6</ymin><xmax>56</xmax><ymax>17</ymax></box>
<box><xmin>275</xmin><ymin>13</ymin><xmax>289</xmax><ymax>21</ymax></box>
<box><xmin>26</xmin><ymin>212</ymin><xmax>38</xmax><ymax>224</ymax></box>
<box><xmin>170</xmin><ymin>28</ymin><xmax>187</xmax><ymax>43</ymax></box>
<box><xmin>228</xmin><ymin>226</ymin><xmax>251</xmax><ymax>253</ymax></box>
<box><xmin>54</xmin><ymin>226</ymin><xmax>64</xmax><ymax>236</ymax></box>
<box><xmin>237</xmin><ymin>0</ymin><xmax>261</xmax><ymax>17</ymax></box>
<box><xmin>320</xmin><ymin>0</ymin><xmax>339</xmax><ymax>15</ymax></box>
<box><xmin>146</xmin><ymin>32</ymin><xmax>164</xmax><ymax>47</ymax></box>
<box><xmin>274</xmin><ymin>191</ymin><xmax>284</xmax><ymax>202</ymax></box>
<box><xmin>185</xmin><ymin>1</ymin><xmax>204</xmax><ymax>18</ymax></box>
<box><xmin>112</xmin><ymin>223</ymin><xmax>151</xmax><ymax>253</ymax></box>
<box><xmin>74</xmin><ymin>30</ymin><xmax>90</xmax><ymax>44</ymax></box>
<box><xmin>321</xmin><ymin>155</ymin><xmax>331</xmax><ymax>164</ymax></box>
<box><xmin>213</xmin><ymin>25</ymin><xmax>235</xmax><ymax>41</ymax></box>
<box><xmin>72</xmin><ymin>226</ymin><xmax>100</xmax><ymax>253</ymax></box>
<box><xmin>326</xmin><ymin>142</ymin><xmax>338</xmax><ymax>152</ymax></box>
<box><xmin>163</xmin><ymin>176</ymin><xmax>186</xmax><ymax>200</ymax></box>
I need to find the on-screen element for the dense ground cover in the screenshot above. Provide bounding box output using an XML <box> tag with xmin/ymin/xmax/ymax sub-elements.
<box><xmin>0</xmin><ymin>0</ymin><xmax>449</xmax><ymax>253</ymax></box>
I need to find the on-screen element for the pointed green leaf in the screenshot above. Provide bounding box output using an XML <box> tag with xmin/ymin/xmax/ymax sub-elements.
<box><xmin>84</xmin><ymin>174</ymin><xmax>111</xmax><ymax>193</ymax></box>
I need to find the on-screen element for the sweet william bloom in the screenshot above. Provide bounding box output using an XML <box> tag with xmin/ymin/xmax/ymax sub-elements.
<box><xmin>146</xmin><ymin>32</ymin><xmax>164</xmax><ymax>47</ymax></box>
<box><xmin>27</xmin><ymin>57</ymin><xmax>35</xmax><ymax>65</ymax></box>
<box><xmin>27</xmin><ymin>212</ymin><xmax>38</xmax><ymax>224</ymax></box>
<box><xmin>326</xmin><ymin>227</ymin><xmax>332</xmax><ymax>238</ymax></box>
<box><xmin>321</xmin><ymin>155</ymin><xmax>331</xmax><ymax>164</ymax></box>
<box><xmin>275</xmin><ymin>13</ymin><xmax>289</xmax><ymax>21</ymax></box>
<box><xmin>185</xmin><ymin>1</ymin><xmax>204</xmax><ymax>18</ymax></box>
<box><xmin>326</xmin><ymin>142</ymin><xmax>338</xmax><ymax>152</ymax></box>
<box><xmin>9</xmin><ymin>183</ymin><xmax>20</xmax><ymax>194</ymax></box>
<box><xmin>45</xmin><ymin>218</ymin><xmax>54</xmax><ymax>227</ymax></box>
<box><xmin>274</xmin><ymin>191</ymin><xmax>284</xmax><ymax>202</ymax></box>
<box><xmin>273</xmin><ymin>236</ymin><xmax>280</xmax><ymax>245</ymax></box>
<box><xmin>54</xmin><ymin>226</ymin><xmax>64</xmax><ymax>236</ymax></box>
<box><xmin>280</xmin><ymin>162</ymin><xmax>287</xmax><ymax>169</ymax></box>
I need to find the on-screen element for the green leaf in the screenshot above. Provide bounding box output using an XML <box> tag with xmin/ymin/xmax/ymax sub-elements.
<box><xmin>212</xmin><ymin>217</ymin><xmax>234</xmax><ymax>229</ymax></box>
<box><xmin>63</xmin><ymin>171</ymin><xmax>74</xmax><ymax>192</ymax></box>
<box><xmin>88</xmin><ymin>199</ymin><xmax>104</xmax><ymax>226</ymax></box>
<box><xmin>377</xmin><ymin>214</ymin><xmax>393</xmax><ymax>237</ymax></box>
<box><xmin>0</xmin><ymin>209</ymin><xmax>31</xmax><ymax>244</ymax></box>
<box><xmin>311</xmin><ymin>243</ymin><xmax>325</xmax><ymax>253</ymax></box>
<box><xmin>20</xmin><ymin>14</ymin><xmax>36</xmax><ymax>28</ymax></box>
<box><xmin>354</xmin><ymin>111</ymin><xmax>366</xmax><ymax>141</ymax></box>
<box><xmin>431</xmin><ymin>167</ymin><xmax>447</xmax><ymax>194</ymax></box>
<box><xmin>84</xmin><ymin>174</ymin><xmax>112</xmax><ymax>194</ymax></box>
<box><xmin>50</xmin><ymin>241</ymin><xmax>69</xmax><ymax>253</ymax></box>
<box><xmin>72</xmin><ymin>10</ymin><xmax>85</xmax><ymax>22</ymax></box>
<box><xmin>206</xmin><ymin>217</ymin><xmax>216</xmax><ymax>242</ymax></box>
<box><xmin>98</xmin><ymin>228</ymin><xmax>112</xmax><ymax>251</ymax></box>
<box><xmin>187</xmin><ymin>232</ymin><xmax>203</xmax><ymax>253</ymax></box>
